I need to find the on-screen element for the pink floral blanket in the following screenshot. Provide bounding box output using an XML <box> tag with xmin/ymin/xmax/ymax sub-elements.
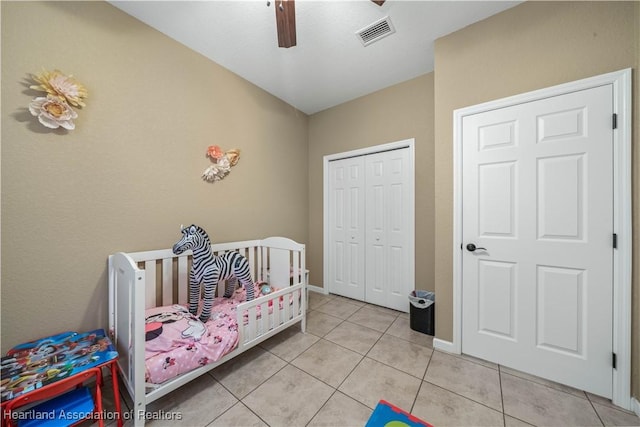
<box><xmin>144</xmin><ymin>290</ymin><xmax>246</xmax><ymax>384</ymax></box>
<box><xmin>144</xmin><ymin>283</ymin><xmax>292</xmax><ymax>384</ymax></box>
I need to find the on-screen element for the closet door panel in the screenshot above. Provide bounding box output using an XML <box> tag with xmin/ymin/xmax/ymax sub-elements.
<box><xmin>388</xmin><ymin>161</ymin><xmax>410</xmax><ymax>307</ymax></box>
<box><xmin>329</xmin><ymin>157</ymin><xmax>365</xmax><ymax>300</ymax></box>
<box><xmin>366</xmin><ymin>154</ymin><xmax>386</xmax><ymax>306</ymax></box>
<box><xmin>365</xmin><ymin>149</ymin><xmax>412</xmax><ymax>311</ymax></box>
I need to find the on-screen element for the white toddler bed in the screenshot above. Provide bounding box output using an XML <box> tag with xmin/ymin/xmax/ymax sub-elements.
<box><xmin>108</xmin><ymin>237</ymin><xmax>305</xmax><ymax>426</ymax></box>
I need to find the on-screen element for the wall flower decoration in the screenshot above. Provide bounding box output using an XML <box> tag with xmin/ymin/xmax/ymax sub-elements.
<box><xmin>225</xmin><ymin>149</ymin><xmax>240</xmax><ymax>166</ymax></box>
<box><xmin>206</xmin><ymin>145</ymin><xmax>224</xmax><ymax>160</ymax></box>
<box><xmin>28</xmin><ymin>95</ymin><xmax>78</xmax><ymax>130</ymax></box>
<box><xmin>27</xmin><ymin>69</ymin><xmax>88</xmax><ymax>130</ymax></box>
<box><xmin>30</xmin><ymin>69</ymin><xmax>88</xmax><ymax>107</ymax></box>
<box><xmin>202</xmin><ymin>146</ymin><xmax>241</xmax><ymax>183</ymax></box>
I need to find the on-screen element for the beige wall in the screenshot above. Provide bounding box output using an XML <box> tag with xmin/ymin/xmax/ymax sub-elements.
<box><xmin>433</xmin><ymin>1</ymin><xmax>639</xmax><ymax>397</ymax></box>
<box><xmin>307</xmin><ymin>73</ymin><xmax>435</xmax><ymax>293</ymax></box>
<box><xmin>1</xmin><ymin>1</ymin><xmax>308</xmax><ymax>352</ymax></box>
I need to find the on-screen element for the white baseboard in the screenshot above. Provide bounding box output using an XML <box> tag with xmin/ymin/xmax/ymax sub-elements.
<box><xmin>307</xmin><ymin>284</ymin><xmax>327</xmax><ymax>295</ymax></box>
<box><xmin>632</xmin><ymin>397</ymin><xmax>640</xmax><ymax>417</ymax></box>
<box><xmin>433</xmin><ymin>338</ymin><xmax>460</xmax><ymax>354</ymax></box>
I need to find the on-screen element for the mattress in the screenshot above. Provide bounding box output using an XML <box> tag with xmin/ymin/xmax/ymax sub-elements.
<box><xmin>144</xmin><ymin>283</ymin><xmax>292</xmax><ymax>384</ymax></box>
<box><xmin>144</xmin><ymin>298</ymin><xmax>240</xmax><ymax>384</ymax></box>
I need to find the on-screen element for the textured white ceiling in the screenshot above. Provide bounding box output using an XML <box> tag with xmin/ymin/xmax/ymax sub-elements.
<box><xmin>110</xmin><ymin>0</ymin><xmax>521</xmax><ymax>114</ymax></box>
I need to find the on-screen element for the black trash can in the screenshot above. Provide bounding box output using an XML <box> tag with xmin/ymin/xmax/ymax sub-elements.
<box><xmin>409</xmin><ymin>290</ymin><xmax>435</xmax><ymax>335</ymax></box>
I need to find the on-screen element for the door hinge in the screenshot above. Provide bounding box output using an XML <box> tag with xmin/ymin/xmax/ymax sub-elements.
<box><xmin>613</xmin><ymin>352</ymin><xmax>617</xmax><ymax>369</ymax></box>
<box><xmin>613</xmin><ymin>233</ymin><xmax>618</xmax><ymax>249</ymax></box>
<box><xmin>612</xmin><ymin>113</ymin><xmax>618</xmax><ymax>129</ymax></box>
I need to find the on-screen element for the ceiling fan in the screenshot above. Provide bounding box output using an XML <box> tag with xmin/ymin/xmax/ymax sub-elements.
<box><xmin>271</xmin><ymin>0</ymin><xmax>386</xmax><ymax>48</ymax></box>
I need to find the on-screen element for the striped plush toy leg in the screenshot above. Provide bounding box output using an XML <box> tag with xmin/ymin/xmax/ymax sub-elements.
<box><xmin>227</xmin><ymin>253</ymin><xmax>255</xmax><ymax>301</ymax></box>
<box><xmin>235</xmin><ymin>269</ymin><xmax>255</xmax><ymax>301</ymax></box>
<box><xmin>223</xmin><ymin>277</ymin><xmax>238</xmax><ymax>298</ymax></box>
<box><xmin>199</xmin><ymin>270</ymin><xmax>220</xmax><ymax>323</ymax></box>
<box><xmin>241</xmin><ymin>277</ymin><xmax>255</xmax><ymax>301</ymax></box>
<box><xmin>188</xmin><ymin>270</ymin><xmax>200</xmax><ymax>316</ymax></box>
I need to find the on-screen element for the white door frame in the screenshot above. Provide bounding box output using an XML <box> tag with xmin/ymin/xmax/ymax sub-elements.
<box><xmin>442</xmin><ymin>69</ymin><xmax>632</xmax><ymax>409</ymax></box>
<box><xmin>323</xmin><ymin>138</ymin><xmax>416</xmax><ymax>302</ymax></box>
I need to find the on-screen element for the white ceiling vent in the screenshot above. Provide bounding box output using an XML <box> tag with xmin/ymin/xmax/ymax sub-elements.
<box><xmin>356</xmin><ymin>16</ymin><xmax>395</xmax><ymax>46</ymax></box>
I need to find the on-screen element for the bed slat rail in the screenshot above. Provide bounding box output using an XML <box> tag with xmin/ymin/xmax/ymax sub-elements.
<box><xmin>178</xmin><ymin>256</ymin><xmax>189</xmax><ymax>304</ymax></box>
<box><xmin>237</xmin><ymin>283</ymin><xmax>304</xmax><ymax>348</ymax></box>
<box><xmin>124</xmin><ymin>240</ymin><xmax>266</xmax><ymax>306</ymax></box>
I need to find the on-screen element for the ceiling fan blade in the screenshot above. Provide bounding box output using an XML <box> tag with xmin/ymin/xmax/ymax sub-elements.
<box><xmin>276</xmin><ymin>0</ymin><xmax>296</xmax><ymax>48</ymax></box>
<box><xmin>371</xmin><ymin>0</ymin><xmax>385</xmax><ymax>5</ymax></box>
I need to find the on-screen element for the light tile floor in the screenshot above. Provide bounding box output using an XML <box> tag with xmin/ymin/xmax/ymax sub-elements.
<box><xmin>102</xmin><ymin>291</ymin><xmax>640</xmax><ymax>427</ymax></box>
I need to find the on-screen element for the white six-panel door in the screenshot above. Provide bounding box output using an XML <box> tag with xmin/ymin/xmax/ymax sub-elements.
<box><xmin>461</xmin><ymin>85</ymin><xmax>614</xmax><ymax>397</ymax></box>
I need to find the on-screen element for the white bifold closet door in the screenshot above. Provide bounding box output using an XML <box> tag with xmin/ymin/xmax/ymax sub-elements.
<box><xmin>329</xmin><ymin>147</ymin><xmax>412</xmax><ymax>312</ymax></box>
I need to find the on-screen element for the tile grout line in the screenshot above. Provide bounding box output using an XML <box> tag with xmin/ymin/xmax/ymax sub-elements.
<box><xmin>333</xmin><ymin>315</ymin><xmax>428</xmax><ymax>349</ymax></box>
<box><xmin>296</xmin><ymin>307</ymin><xmax>406</xmax><ymax>416</ymax></box>
<box><xmin>301</xmin><ymin>336</ymin><xmax>376</xmax><ymax>425</ymax></box>
<box><xmin>207</xmin><ymin>350</ymin><xmax>291</xmax><ymax>426</ymax></box>
<box><xmin>584</xmin><ymin>391</ymin><xmax>607</xmax><ymax>427</ymax></box>
<box><xmin>498</xmin><ymin>364</ymin><xmax>506</xmax><ymax>427</ymax></box>
<box><xmin>258</xmin><ymin>331</ymin><xmax>341</xmax><ymax>427</ymax></box>
<box><xmin>409</xmin><ymin>341</ymin><xmax>435</xmax><ymax>415</ymax></box>
<box><xmin>259</xmin><ymin>327</ymin><xmax>372</xmax><ymax>424</ymax></box>
<box><xmin>499</xmin><ymin>369</ymin><xmax>601</xmax><ymax>403</ymax></box>
<box><xmin>305</xmin><ymin>388</ymin><xmax>339</xmax><ymax>427</ymax></box>
<box><xmin>421</xmin><ymin>377</ymin><xmax>507</xmax><ymax>418</ymax></box>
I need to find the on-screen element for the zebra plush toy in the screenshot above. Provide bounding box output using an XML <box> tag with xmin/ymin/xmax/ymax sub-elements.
<box><xmin>172</xmin><ymin>224</ymin><xmax>255</xmax><ymax>322</ymax></box>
